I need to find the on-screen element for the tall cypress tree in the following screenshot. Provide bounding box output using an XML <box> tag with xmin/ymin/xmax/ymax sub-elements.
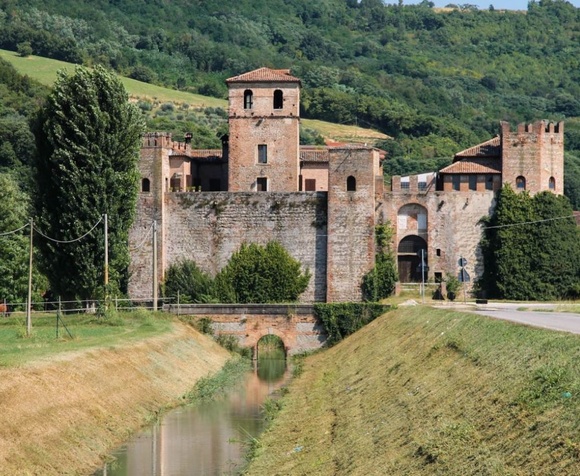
<box><xmin>34</xmin><ymin>66</ymin><xmax>144</xmax><ymax>300</ymax></box>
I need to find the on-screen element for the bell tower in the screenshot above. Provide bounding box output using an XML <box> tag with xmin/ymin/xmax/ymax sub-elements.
<box><xmin>226</xmin><ymin>68</ymin><xmax>301</xmax><ymax>192</ymax></box>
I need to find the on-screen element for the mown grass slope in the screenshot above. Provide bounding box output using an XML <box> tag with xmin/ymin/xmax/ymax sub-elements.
<box><xmin>247</xmin><ymin>307</ymin><xmax>580</xmax><ymax>475</ymax></box>
<box><xmin>0</xmin><ymin>312</ymin><xmax>232</xmax><ymax>475</ymax></box>
<box><xmin>0</xmin><ymin>49</ymin><xmax>388</xmax><ymax>144</ymax></box>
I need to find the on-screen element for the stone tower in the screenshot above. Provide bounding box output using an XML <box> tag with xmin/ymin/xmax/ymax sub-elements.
<box><xmin>226</xmin><ymin>68</ymin><xmax>301</xmax><ymax>192</ymax></box>
<box><xmin>500</xmin><ymin>120</ymin><xmax>564</xmax><ymax>194</ymax></box>
<box><xmin>326</xmin><ymin>147</ymin><xmax>382</xmax><ymax>302</ymax></box>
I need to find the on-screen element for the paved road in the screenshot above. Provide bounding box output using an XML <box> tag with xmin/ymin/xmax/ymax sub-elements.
<box><xmin>473</xmin><ymin>304</ymin><xmax>580</xmax><ymax>335</ymax></box>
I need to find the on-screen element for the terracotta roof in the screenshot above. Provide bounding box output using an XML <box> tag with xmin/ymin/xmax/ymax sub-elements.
<box><xmin>439</xmin><ymin>158</ymin><xmax>502</xmax><ymax>174</ymax></box>
<box><xmin>226</xmin><ymin>67</ymin><xmax>300</xmax><ymax>83</ymax></box>
<box><xmin>187</xmin><ymin>149</ymin><xmax>222</xmax><ymax>158</ymax></box>
<box><xmin>300</xmin><ymin>148</ymin><xmax>330</xmax><ymax>162</ymax></box>
<box><xmin>454</xmin><ymin>136</ymin><xmax>501</xmax><ymax>160</ymax></box>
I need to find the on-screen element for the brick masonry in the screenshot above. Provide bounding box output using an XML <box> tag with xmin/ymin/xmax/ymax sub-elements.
<box><xmin>129</xmin><ymin>192</ymin><xmax>328</xmax><ymax>302</ymax></box>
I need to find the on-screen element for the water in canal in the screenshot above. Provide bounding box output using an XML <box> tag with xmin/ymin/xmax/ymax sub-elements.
<box><xmin>97</xmin><ymin>352</ymin><xmax>288</xmax><ymax>476</ymax></box>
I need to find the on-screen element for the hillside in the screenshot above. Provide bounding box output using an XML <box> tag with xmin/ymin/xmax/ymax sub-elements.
<box><xmin>1</xmin><ymin>0</ymin><xmax>579</xmax><ymax>203</ymax></box>
<box><xmin>0</xmin><ymin>49</ymin><xmax>388</xmax><ymax>146</ymax></box>
<box><xmin>247</xmin><ymin>306</ymin><xmax>580</xmax><ymax>475</ymax></box>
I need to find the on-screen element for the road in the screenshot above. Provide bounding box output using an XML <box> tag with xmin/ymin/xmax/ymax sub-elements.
<box><xmin>472</xmin><ymin>303</ymin><xmax>580</xmax><ymax>335</ymax></box>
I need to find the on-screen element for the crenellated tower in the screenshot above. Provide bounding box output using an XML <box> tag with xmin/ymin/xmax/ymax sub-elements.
<box><xmin>500</xmin><ymin>120</ymin><xmax>564</xmax><ymax>194</ymax></box>
<box><xmin>226</xmin><ymin>68</ymin><xmax>301</xmax><ymax>192</ymax></box>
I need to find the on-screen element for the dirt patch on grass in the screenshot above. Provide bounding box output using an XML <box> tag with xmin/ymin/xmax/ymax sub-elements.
<box><xmin>0</xmin><ymin>321</ymin><xmax>231</xmax><ymax>475</ymax></box>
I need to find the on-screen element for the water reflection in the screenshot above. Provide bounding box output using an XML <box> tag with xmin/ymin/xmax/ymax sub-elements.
<box><xmin>97</xmin><ymin>356</ymin><xmax>287</xmax><ymax>476</ymax></box>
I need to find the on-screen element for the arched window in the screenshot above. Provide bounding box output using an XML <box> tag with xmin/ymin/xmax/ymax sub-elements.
<box><xmin>244</xmin><ymin>89</ymin><xmax>253</xmax><ymax>109</ymax></box>
<box><xmin>516</xmin><ymin>176</ymin><xmax>526</xmax><ymax>190</ymax></box>
<box><xmin>273</xmin><ymin>89</ymin><xmax>283</xmax><ymax>109</ymax></box>
<box><xmin>141</xmin><ymin>178</ymin><xmax>150</xmax><ymax>192</ymax></box>
<box><xmin>549</xmin><ymin>176</ymin><xmax>556</xmax><ymax>190</ymax></box>
<box><xmin>347</xmin><ymin>176</ymin><xmax>356</xmax><ymax>191</ymax></box>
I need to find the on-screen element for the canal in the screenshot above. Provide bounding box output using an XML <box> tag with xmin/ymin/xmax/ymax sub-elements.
<box><xmin>96</xmin><ymin>351</ymin><xmax>288</xmax><ymax>476</ymax></box>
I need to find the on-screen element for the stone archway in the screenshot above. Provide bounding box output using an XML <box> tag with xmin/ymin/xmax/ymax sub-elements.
<box><xmin>397</xmin><ymin>235</ymin><xmax>427</xmax><ymax>283</ymax></box>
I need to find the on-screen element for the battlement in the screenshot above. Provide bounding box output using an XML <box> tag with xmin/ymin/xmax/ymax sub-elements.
<box><xmin>500</xmin><ymin>120</ymin><xmax>564</xmax><ymax>136</ymax></box>
<box><xmin>141</xmin><ymin>132</ymin><xmax>192</xmax><ymax>152</ymax></box>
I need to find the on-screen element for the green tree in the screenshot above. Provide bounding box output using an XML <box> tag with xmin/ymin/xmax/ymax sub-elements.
<box><xmin>362</xmin><ymin>223</ymin><xmax>398</xmax><ymax>301</ymax></box>
<box><xmin>479</xmin><ymin>185</ymin><xmax>580</xmax><ymax>300</ymax></box>
<box><xmin>34</xmin><ymin>66</ymin><xmax>144</xmax><ymax>300</ymax></box>
<box><xmin>215</xmin><ymin>242</ymin><xmax>310</xmax><ymax>303</ymax></box>
<box><xmin>163</xmin><ymin>260</ymin><xmax>216</xmax><ymax>303</ymax></box>
<box><xmin>0</xmin><ymin>174</ymin><xmax>46</xmax><ymax>306</ymax></box>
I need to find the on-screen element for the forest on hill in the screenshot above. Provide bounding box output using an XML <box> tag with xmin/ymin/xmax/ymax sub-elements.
<box><xmin>0</xmin><ymin>0</ymin><xmax>579</xmax><ymax>206</ymax></box>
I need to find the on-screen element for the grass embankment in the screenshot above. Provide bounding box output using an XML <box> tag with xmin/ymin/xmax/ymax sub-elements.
<box><xmin>0</xmin><ymin>311</ymin><xmax>232</xmax><ymax>475</ymax></box>
<box><xmin>247</xmin><ymin>306</ymin><xmax>580</xmax><ymax>475</ymax></box>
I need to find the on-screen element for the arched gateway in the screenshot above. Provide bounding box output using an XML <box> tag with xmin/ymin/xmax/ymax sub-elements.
<box><xmin>397</xmin><ymin>235</ymin><xmax>428</xmax><ymax>283</ymax></box>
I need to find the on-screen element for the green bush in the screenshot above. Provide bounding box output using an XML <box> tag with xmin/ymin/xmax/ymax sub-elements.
<box><xmin>314</xmin><ymin>303</ymin><xmax>391</xmax><ymax>346</ymax></box>
<box><xmin>215</xmin><ymin>242</ymin><xmax>310</xmax><ymax>303</ymax></box>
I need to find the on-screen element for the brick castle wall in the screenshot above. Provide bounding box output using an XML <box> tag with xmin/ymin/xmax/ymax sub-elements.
<box><xmin>381</xmin><ymin>191</ymin><xmax>496</xmax><ymax>287</ymax></box>
<box><xmin>129</xmin><ymin>192</ymin><xmax>328</xmax><ymax>302</ymax></box>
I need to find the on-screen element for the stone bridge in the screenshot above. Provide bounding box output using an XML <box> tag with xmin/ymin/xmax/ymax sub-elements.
<box><xmin>165</xmin><ymin>304</ymin><xmax>327</xmax><ymax>356</ymax></box>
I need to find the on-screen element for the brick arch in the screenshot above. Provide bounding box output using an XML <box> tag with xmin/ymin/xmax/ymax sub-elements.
<box><xmin>245</xmin><ymin>328</ymin><xmax>291</xmax><ymax>355</ymax></box>
<box><xmin>397</xmin><ymin>203</ymin><xmax>428</xmax><ymax>236</ymax></box>
<box><xmin>397</xmin><ymin>235</ymin><xmax>427</xmax><ymax>283</ymax></box>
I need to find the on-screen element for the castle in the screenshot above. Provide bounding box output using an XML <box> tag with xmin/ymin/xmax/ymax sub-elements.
<box><xmin>128</xmin><ymin>67</ymin><xmax>564</xmax><ymax>302</ymax></box>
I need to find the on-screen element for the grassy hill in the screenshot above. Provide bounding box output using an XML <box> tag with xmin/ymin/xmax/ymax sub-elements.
<box><xmin>247</xmin><ymin>306</ymin><xmax>580</xmax><ymax>475</ymax></box>
<box><xmin>0</xmin><ymin>49</ymin><xmax>388</xmax><ymax>145</ymax></box>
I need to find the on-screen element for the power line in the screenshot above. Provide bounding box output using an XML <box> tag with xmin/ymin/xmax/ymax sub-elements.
<box><xmin>0</xmin><ymin>223</ymin><xmax>29</xmax><ymax>237</ymax></box>
<box><xmin>129</xmin><ymin>221</ymin><xmax>154</xmax><ymax>252</ymax></box>
<box><xmin>34</xmin><ymin>215</ymin><xmax>104</xmax><ymax>243</ymax></box>
<box><xmin>483</xmin><ymin>214</ymin><xmax>576</xmax><ymax>230</ymax></box>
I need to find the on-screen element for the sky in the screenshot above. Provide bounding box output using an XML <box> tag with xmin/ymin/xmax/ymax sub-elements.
<box><xmin>400</xmin><ymin>0</ymin><xmax>580</xmax><ymax>9</ymax></box>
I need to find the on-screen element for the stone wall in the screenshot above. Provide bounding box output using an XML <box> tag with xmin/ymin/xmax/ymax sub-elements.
<box><xmin>228</xmin><ymin>81</ymin><xmax>300</xmax><ymax>192</ymax></box>
<box><xmin>326</xmin><ymin>148</ymin><xmax>380</xmax><ymax>301</ymax></box>
<box><xmin>501</xmin><ymin>121</ymin><xmax>564</xmax><ymax>194</ymax></box>
<box><xmin>129</xmin><ymin>192</ymin><xmax>328</xmax><ymax>302</ymax></box>
<box><xmin>381</xmin><ymin>190</ymin><xmax>496</xmax><ymax>288</ymax></box>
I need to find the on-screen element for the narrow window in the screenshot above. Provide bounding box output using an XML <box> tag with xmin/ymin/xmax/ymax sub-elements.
<box><xmin>305</xmin><ymin>179</ymin><xmax>316</xmax><ymax>191</ymax></box>
<box><xmin>436</xmin><ymin>249</ymin><xmax>441</xmax><ymax>257</ymax></box>
<box><xmin>549</xmin><ymin>176</ymin><xmax>555</xmax><ymax>190</ymax></box>
<box><xmin>273</xmin><ymin>89</ymin><xmax>283</xmax><ymax>109</ymax></box>
<box><xmin>299</xmin><ymin>174</ymin><xmax>303</xmax><ymax>191</ymax></box>
<box><xmin>141</xmin><ymin>178</ymin><xmax>150</xmax><ymax>192</ymax></box>
<box><xmin>257</xmin><ymin>177</ymin><xmax>268</xmax><ymax>191</ymax></box>
<box><xmin>244</xmin><ymin>89</ymin><xmax>253</xmax><ymax>109</ymax></box>
<box><xmin>516</xmin><ymin>176</ymin><xmax>526</xmax><ymax>190</ymax></box>
<box><xmin>418</xmin><ymin>181</ymin><xmax>427</xmax><ymax>191</ymax></box>
<box><xmin>347</xmin><ymin>175</ymin><xmax>356</xmax><ymax>191</ymax></box>
<box><xmin>486</xmin><ymin>175</ymin><xmax>494</xmax><ymax>191</ymax></box>
<box><xmin>452</xmin><ymin>175</ymin><xmax>460</xmax><ymax>191</ymax></box>
<box><xmin>258</xmin><ymin>144</ymin><xmax>268</xmax><ymax>164</ymax></box>
<box><xmin>434</xmin><ymin>272</ymin><xmax>443</xmax><ymax>283</ymax></box>
<box><xmin>469</xmin><ymin>175</ymin><xmax>477</xmax><ymax>191</ymax></box>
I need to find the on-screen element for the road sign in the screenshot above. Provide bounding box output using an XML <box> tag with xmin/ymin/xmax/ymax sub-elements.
<box><xmin>458</xmin><ymin>257</ymin><xmax>467</xmax><ymax>267</ymax></box>
<box><xmin>458</xmin><ymin>269</ymin><xmax>470</xmax><ymax>283</ymax></box>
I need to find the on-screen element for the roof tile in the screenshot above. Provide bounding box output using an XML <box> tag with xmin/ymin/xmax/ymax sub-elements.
<box><xmin>439</xmin><ymin>158</ymin><xmax>502</xmax><ymax>174</ymax></box>
<box><xmin>454</xmin><ymin>136</ymin><xmax>501</xmax><ymax>159</ymax></box>
<box><xmin>226</xmin><ymin>67</ymin><xmax>300</xmax><ymax>83</ymax></box>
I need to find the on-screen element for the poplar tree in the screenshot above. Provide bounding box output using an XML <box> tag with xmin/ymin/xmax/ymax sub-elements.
<box><xmin>34</xmin><ymin>66</ymin><xmax>144</xmax><ymax>301</ymax></box>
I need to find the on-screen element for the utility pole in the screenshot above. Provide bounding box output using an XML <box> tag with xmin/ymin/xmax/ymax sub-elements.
<box><xmin>421</xmin><ymin>249</ymin><xmax>426</xmax><ymax>304</ymax></box>
<box><xmin>104</xmin><ymin>214</ymin><xmax>109</xmax><ymax>288</ymax></box>
<box><xmin>27</xmin><ymin>218</ymin><xmax>33</xmax><ymax>336</ymax></box>
<box><xmin>152</xmin><ymin>220</ymin><xmax>158</xmax><ymax>311</ymax></box>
